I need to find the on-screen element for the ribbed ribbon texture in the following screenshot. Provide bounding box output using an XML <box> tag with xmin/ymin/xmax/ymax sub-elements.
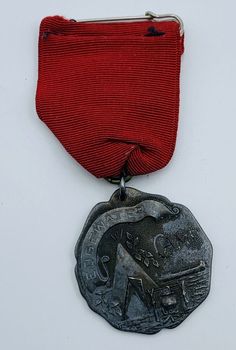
<box><xmin>36</xmin><ymin>16</ymin><xmax>184</xmax><ymax>178</ymax></box>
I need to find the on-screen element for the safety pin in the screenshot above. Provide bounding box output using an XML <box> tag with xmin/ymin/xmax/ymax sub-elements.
<box><xmin>77</xmin><ymin>11</ymin><xmax>184</xmax><ymax>36</ymax></box>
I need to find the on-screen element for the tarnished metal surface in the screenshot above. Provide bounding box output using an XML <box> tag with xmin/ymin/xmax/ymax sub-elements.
<box><xmin>75</xmin><ymin>188</ymin><xmax>212</xmax><ymax>334</ymax></box>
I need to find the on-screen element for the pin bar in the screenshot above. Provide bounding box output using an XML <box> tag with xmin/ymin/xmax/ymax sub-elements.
<box><xmin>77</xmin><ymin>11</ymin><xmax>184</xmax><ymax>36</ymax></box>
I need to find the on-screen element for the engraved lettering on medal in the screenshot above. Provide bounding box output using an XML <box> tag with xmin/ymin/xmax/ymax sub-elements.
<box><xmin>83</xmin><ymin>259</ymin><xmax>95</xmax><ymax>268</ymax></box>
<box><xmin>85</xmin><ymin>245</ymin><xmax>95</xmax><ymax>255</ymax></box>
<box><xmin>85</xmin><ymin>270</ymin><xmax>97</xmax><ymax>281</ymax></box>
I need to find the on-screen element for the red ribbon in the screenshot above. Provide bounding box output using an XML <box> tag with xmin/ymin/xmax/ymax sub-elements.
<box><xmin>36</xmin><ymin>16</ymin><xmax>184</xmax><ymax>178</ymax></box>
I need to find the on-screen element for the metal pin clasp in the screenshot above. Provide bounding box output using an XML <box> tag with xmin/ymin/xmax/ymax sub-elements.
<box><xmin>77</xmin><ymin>11</ymin><xmax>184</xmax><ymax>36</ymax></box>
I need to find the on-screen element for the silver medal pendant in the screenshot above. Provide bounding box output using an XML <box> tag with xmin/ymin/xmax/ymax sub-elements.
<box><xmin>75</xmin><ymin>187</ymin><xmax>212</xmax><ymax>334</ymax></box>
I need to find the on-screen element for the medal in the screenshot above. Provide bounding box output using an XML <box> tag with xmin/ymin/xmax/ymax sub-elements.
<box><xmin>36</xmin><ymin>11</ymin><xmax>213</xmax><ymax>334</ymax></box>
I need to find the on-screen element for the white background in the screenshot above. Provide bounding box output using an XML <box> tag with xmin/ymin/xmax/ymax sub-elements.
<box><xmin>0</xmin><ymin>0</ymin><xmax>236</xmax><ymax>349</ymax></box>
